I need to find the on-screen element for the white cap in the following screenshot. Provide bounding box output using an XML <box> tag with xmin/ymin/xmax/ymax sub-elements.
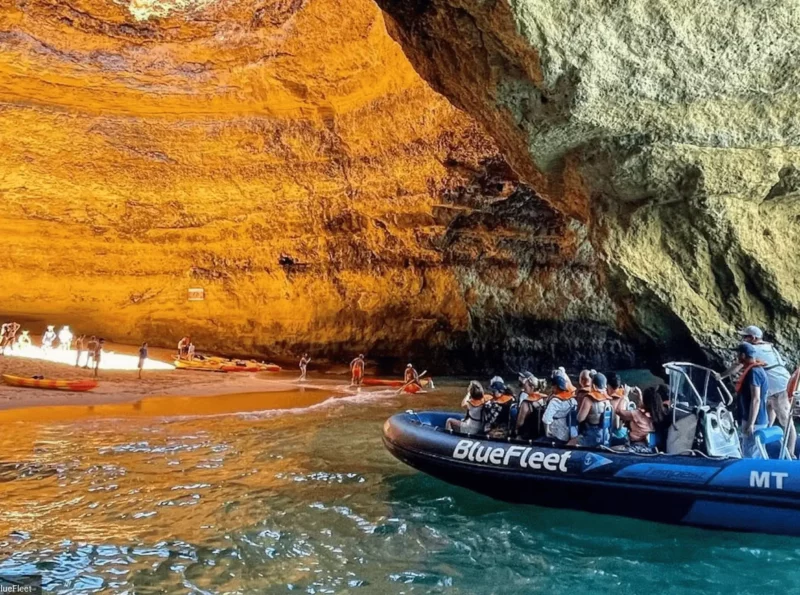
<box><xmin>738</xmin><ymin>325</ymin><xmax>763</xmax><ymax>339</ymax></box>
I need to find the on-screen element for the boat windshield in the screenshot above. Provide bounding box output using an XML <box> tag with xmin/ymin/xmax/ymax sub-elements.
<box><xmin>663</xmin><ymin>362</ymin><xmax>732</xmax><ymax>413</ymax></box>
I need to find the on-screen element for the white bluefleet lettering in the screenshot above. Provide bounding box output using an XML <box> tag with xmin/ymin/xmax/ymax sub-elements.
<box><xmin>543</xmin><ymin>453</ymin><xmax>560</xmax><ymax>471</ymax></box>
<box><xmin>489</xmin><ymin>448</ymin><xmax>504</xmax><ymax>465</ymax></box>
<box><xmin>474</xmin><ymin>445</ymin><xmax>489</xmax><ymax>463</ymax></box>
<box><xmin>559</xmin><ymin>452</ymin><xmax>571</xmax><ymax>472</ymax></box>
<box><xmin>453</xmin><ymin>440</ymin><xmax>472</xmax><ymax>460</ymax></box>
<box><xmin>520</xmin><ymin>447</ymin><xmax>531</xmax><ymax>468</ymax></box>
<box><xmin>528</xmin><ymin>451</ymin><xmax>545</xmax><ymax>469</ymax></box>
<box><xmin>504</xmin><ymin>445</ymin><xmax>525</xmax><ymax>465</ymax></box>
<box><xmin>468</xmin><ymin>441</ymin><xmax>480</xmax><ymax>462</ymax></box>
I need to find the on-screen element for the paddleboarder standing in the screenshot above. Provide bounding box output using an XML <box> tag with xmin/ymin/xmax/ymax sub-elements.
<box><xmin>299</xmin><ymin>353</ymin><xmax>311</xmax><ymax>381</ymax></box>
<box><xmin>350</xmin><ymin>354</ymin><xmax>365</xmax><ymax>386</ymax></box>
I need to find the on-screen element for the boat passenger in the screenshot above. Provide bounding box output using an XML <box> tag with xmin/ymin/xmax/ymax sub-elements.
<box><xmin>734</xmin><ymin>342</ymin><xmax>770</xmax><ymax>458</ymax></box>
<box><xmin>488</xmin><ymin>376</ymin><xmax>506</xmax><ymax>396</ymax></box>
<box><xmin>542</xmin><ymin>374</ymin><xmax>578</xmax><ymax>444</ymax></box>
<box><xmin>187</xmin><ymin>342</ymin><xmax>196</xmax><ymax>361</ymax></box>
<box><xmin>350</xmin><ymin>354</ymin><xmax>366</xmax><ymax>386</ymax></box>
<box><xmin>725</xmin><ymin>325</ymin><xmax>796</xmax><ymax>457</ymax></box>
<box><xmin>606</xmin><ymin>372</ymin><xmax>630</xmax><ymax>445</ymax></box>
<box><xmin>645</xmin><ymin>386</ymin><xmax>671</xmax><ymax>451</ymax></box>
<box><xmin>404</xmin><ymin>364</ymin><xmax>421</xmax><ymax>388</ymax></box>
<box><xmin>516</xmin><ymin>372</ymin><xmax>547</xmax><ymax>439</ymax></box>
<box><xmin>574</xmin><ymin>369</ymin><xmax>595</xmax><ymax>410</ymax></box>
<box><xmin>572</xmin><ymin>373</ymin><xmax>612</xmax><ymax>447</ymax></box>
<box><xmin>484</xmin><ymin>386</ymin><xmax>516</xmax><ymax>439</ymax></box>
<box><xmin>616</xmin><ymin>387</ymin><xmax>656</xmax><ymax>451</ymax></box>
<box><xmin>446</xmin><ymin>381</ymin><xmax>490</xmax><ymax>434</ymax></box>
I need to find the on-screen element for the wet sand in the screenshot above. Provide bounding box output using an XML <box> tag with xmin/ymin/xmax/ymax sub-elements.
<box><xmin>0</xmin><ymin>341</ymin><xmax>342</xmax><ymax>412</ymax></box>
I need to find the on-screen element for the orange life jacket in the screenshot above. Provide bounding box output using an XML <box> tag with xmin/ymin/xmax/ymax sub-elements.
<box><xmin>609</xmin><ymin>387</ymin><xmax>625</xmax><ymax>398</ymax></box>
<box><xmin>735</xmin><ymin>360</ymin><xmax>767</xmax><ymax>394</ymax></box>
<box><xmin>586</xmin><ymin>389</ymin><xmax>610</xmax><ymax>402</ymax></box>
<box><xmin>526</xmin><ymin>391</ymin><xmax>547</xmax><ymax>402</ymax></box>
<box><xmin>552</xmin><ymin>387</ymin><xmax>576</xmax><ymax>401</ymax></box>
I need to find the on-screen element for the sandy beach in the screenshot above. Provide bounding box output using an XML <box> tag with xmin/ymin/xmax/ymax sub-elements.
<box><xmin>0</xmin><ymin>341</ymin><xmax>314</xmax><ymax>411</ymax></box>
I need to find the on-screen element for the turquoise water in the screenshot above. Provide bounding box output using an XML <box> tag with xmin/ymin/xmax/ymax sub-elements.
<box><xmin>0</xmin><ymin>380</ymin><xmax>798</xmax><ymax>594</ymax></box>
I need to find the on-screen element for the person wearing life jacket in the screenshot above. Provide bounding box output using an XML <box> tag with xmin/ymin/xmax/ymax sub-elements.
<box><xmin>350</xmin><ymin>354</ymin><xmax>366</xmax><ymax>386</ymax></box>
<box><xmin>732</xmin><ymin>342</ymin><xmax>770</xmax><ymax>458</ymax></box>
<box><xmin>722</xmin><ymin>325</ymin><xmax>795</xmax><ymax>457</ymax></box>
<box><xmin>616</xmin><ymin>387</ymin><xmax>657</xmax><ymax>452</ymax></box>
<box><xmin>516</xmin><ymin>372</ymin><xmax>547</xmax><ymax>439</ymax></box>
<box><xmin>606</xmin><ymin>372</ymin><xmax>631</xmax><ymax>445</ymax></box>
<box><xmin>484</xmin><ymin>386</ymin><xmax>516</xmax><ymax>439</ymax></box>
<box><xmin>573</xmin><ymin>369</ymin><xmax>595</xmax><ymax>410</ymax></box>
<box><xmin>446</xmin><ymin>381</ymin><xmax>491</xmax><ymax>434</ymax></box>
<box><xmin>572</xmin><ymin>373</ymin><xmax>612</xmax><ymax>447</ymax></box>
<box><xmin>542</xmin><ymin>373</ymin><xmax>578</xmax><ymax>443</ymax></box>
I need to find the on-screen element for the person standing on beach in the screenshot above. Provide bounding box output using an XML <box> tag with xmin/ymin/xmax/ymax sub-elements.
<box><xmin>41</xmin><ymin>325</ymin><xmax>57</xmax><ymax>352</ymax></box>
<box><xmin>350</xmin><ymin>354</ymin><xmax>365</xmax><ymax>386</ymax></box>
<box><xmin>299</xmin><ymin>353</ymin><xmax>311</xmax><ymax>381</ymax></box>
<box><xmin>93</xmin><ymin>338</ymin><xmax>105</xmax><ymax>378</ymax></box>
<box><xmin>138</xmin><ymin>342</ymin><xmax>148</xmax><ymax>379</ymax></box>
<box><xmin>75</xmin><ymin>335</ymin><xmax>86</xmax><ymax>367</ymax></box>
<box><xmin>85</xmin><ymin>335</ymin><xmax>98</xmax><ymax>370</ymax></box>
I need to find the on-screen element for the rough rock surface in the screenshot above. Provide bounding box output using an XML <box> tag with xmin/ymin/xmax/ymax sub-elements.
<box><xmin>0</xmin><ymin>0</ymin><xmax>638</xmax><ymax>371</ymax></box>
<box><xmin>376</xmin><ymin>0</ymin><xmax>800</xmax><ymax>363</ymax></box>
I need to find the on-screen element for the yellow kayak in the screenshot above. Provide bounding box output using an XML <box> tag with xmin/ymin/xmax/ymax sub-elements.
<box><xmin>173</xmin><ymin>359</ymin><xmax>223</xmax><ymax>372</ymax></box>
<box><xmin>2</xmin><ymin>374</ymin><xmax>98</xmax><ymax>392</ymax></box>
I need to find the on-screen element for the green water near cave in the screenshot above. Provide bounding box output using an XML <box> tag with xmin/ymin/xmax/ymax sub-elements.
<box><xmin>0</xmin><ymin>375</ymin><xmax>797</xmax><ymax>594</ymax></box>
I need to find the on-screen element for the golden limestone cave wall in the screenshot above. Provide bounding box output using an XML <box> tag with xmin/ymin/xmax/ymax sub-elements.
<box><xmin>0</xmin><ymin>0</ymin><xmax>634</xmax><ymax>370</ymax></box>
<box><xmin>376</xmin><ymin>0</ymin><xmax>800</xmax><ymax>364</ymax></box>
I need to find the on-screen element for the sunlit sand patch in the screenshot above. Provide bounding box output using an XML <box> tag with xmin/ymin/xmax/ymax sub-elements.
<box><xmin>2</xmin><ymin>346</ymin><xmax>174</xmax><ymax>371</ymax></box>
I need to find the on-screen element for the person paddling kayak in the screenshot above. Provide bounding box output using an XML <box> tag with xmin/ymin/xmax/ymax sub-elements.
<box><xmin>350</xmin><ymin>354</ymin><xmax>366</xmax><ymax>386</ymax></box>
<box><xmin>404</xmin><ymin>364</ymin><xmax>422</xmax><ymax>388</ymax></box>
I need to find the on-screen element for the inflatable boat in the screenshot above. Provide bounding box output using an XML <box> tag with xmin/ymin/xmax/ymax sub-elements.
<box><xmin>383</xmin><ymin>363</ymin><xmax>800</xmax><ymax>536</ymax></box>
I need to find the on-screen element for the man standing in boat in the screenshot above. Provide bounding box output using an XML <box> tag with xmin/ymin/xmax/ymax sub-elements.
<box><xmin>350</xmin><ymin>354</ymin><xmax>366</xmax><ymax>386</ymax></box>
<box><xmin>733</xmin><ymin>342</ymin><xmax>770</xmax><ymax>458</ymax></box>
<box><xmin>722</xmin><ymin>325</ymin><xmax>796</xmax><ymax>457</ymax></box>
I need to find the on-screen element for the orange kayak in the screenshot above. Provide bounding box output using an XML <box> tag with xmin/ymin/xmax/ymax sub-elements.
<box><xmin>2</xmin><ymin>374</ymin><xmax>98</xmax><ymax>392</ymax></box>
<box><xmin>220</xmin><ymin>362</ymin><xmax>260</xmax><ymax>373</ymax></box>
<box><xmin>259</xmin><ymin>363</ymin><xmax>281</xmax><ymax>372</ymax></box>
<box><xmin>362</xmin><ymin>378</ymin><xmax>404</xmax><ymax>387</ymax></box>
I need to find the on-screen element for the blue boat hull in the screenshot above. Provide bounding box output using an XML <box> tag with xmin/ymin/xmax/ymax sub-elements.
<box><xmin>383</xmin><ymin>411</ymin><xmax>800</xmax><ymax>535</ymax></box>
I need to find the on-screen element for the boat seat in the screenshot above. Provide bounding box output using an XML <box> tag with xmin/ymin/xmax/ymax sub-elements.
<box><xmin>754</xmin><ymin>426</ymin><xmax>790</xmax><ymax>460</ymax></box>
